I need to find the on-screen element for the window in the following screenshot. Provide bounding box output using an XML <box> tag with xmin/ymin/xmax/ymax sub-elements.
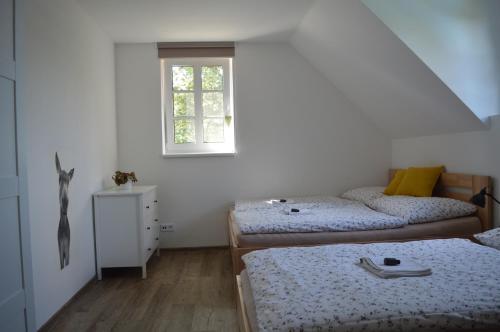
<box><xmin>161</xmin><ymin>58</ymin><xmax>235</xmax><ymax>156</ymax></box>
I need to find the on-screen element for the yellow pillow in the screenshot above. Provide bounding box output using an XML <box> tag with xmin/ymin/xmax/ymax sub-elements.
<box><xmin>384</xmin><ymin>169</ymin><xmax>406</xmax><ymax>195</ymax></box>
<box><xmin>395</xmin><ymin>166</ymin><xmax>444</xmax><ymax>197</ymax></box>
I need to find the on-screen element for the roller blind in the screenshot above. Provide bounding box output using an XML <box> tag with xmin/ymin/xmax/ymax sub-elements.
<box><xmin>157</xmin><ymin>42</ymin><xmax>235</xmax><ymax>58</ymax></box>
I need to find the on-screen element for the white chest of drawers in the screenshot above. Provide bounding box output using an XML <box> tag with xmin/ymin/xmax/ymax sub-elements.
<box><xmin>93</xmin><ymin>185</ymin><xmax>160</xmax><ymax>279</ymax></box>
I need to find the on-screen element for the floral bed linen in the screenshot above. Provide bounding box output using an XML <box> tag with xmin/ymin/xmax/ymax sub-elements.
<box><xmin>242</xmin><ymin>239</ymin><xmax>500</xmax><ymax>332</ymax></box>
<box><xmin>368</xmin><ymin>196</ymin><xmax>477</xmax><ymax>224</ymax></box>
<box><xmin>235</xmin><ymin>196</ymin><xmax>349</xmax><ymax>212</ymax></box>
<box><xmin>340</xmin><ymin>186</ymin><xmax>386</xmax><ymax>206</ymax></box>
<box><xmin>234</xmin><ymin>198</ymin><xmax>406</xmax><ymax>234</ymax></box>
<box><xmin>475</xmin><ymin>227</ymin><xmax>500</xmax><ymax>250</ymax></box>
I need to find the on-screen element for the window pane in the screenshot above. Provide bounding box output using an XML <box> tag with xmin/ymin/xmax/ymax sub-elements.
<box><xmin>173</xmin><ymin>92</ymin><xmax>194</xmax><ymax>116</ymax></box>
<box><xmin>172</xmin><ymin>66</ymin><xmax>194</xmax><ymax>91</ymax></box>
<box><xmin>203</xmin><ymin>118</ymin><xmax>224</xmax><ymax>143</ymax></box>
<box><xmin>202</xmin><ymin>92</ymin><xmax>224</xmax><ymax>117</ymax></box>
<box><xmin>174</xmin><ymin>118</ymin><xmax>195</xmax><ymax>144</ymax></box>
<box><xmin>202</xmin><ymin>66</ymin><xmax>223</xmax><ymax>90</ymax></box>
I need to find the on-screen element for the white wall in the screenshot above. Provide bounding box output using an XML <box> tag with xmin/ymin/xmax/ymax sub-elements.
<box><xmin>363</xmin><ymin>0</ymin><xmax>500</xmax><ymax>120</ymax></box>
<box><xmin>20</xmin><ymin>0</ymin><xmax>117</xmax><ymax>328</ymax></box>
<box><xmin>115</xmin><ymin>42</ymin><xmax>391</xmax><ymax>248</ymax></box>
<box><xmin>392</xmin><ymin>115</ymin><xmax>500</xmax><ymax>227</ymax></box>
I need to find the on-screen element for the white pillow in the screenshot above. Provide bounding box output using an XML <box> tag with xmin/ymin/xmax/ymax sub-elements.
<box><xmin>341</xmin><ymin>186</ymin><xmax>385</xmax><ymax>205</ymax></box>
<box><xmin>368</xmin><ymin>196</ymin><xmax>477</xmax><ymax>224</ymax></box>
<box><xmin>474</xmin><ymin>228</ymin><xmax>500</xmax><ymax>250</ymax></box>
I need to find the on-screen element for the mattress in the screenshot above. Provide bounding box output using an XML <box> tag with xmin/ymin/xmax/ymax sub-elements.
<box><xmin>230</xmin><ymin>210</ymin><xmax>481</xmax><ymax>247</ymax></box>
<box><xmin>242</xmin><ymin>239</ymin><xmax>500</xmax><ymax>332</ymax></box>
<box><xmin>233</xmin><ymin>198</ymin><xmax>407</xmax><ymax>234</ymax></box>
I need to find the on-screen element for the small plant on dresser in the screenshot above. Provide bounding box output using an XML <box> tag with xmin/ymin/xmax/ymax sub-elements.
<box><xmin>112</xmin><ymin>171</ymin><xmax>138</xmax><ymax>190</ymax></box>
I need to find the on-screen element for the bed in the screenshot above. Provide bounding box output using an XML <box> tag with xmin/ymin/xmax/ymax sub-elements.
<box><xmin>229</xmin><ymin>170</ymin><xmax>492</xmax><ymax>275</ymax></box>
<box><xmin>236</xmin><ymin>239</ymin><xmax>500</xmax><ymax>332</ymax></box>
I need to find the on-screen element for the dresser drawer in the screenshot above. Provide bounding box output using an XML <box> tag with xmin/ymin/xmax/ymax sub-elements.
<box><xmin>143</xmin><ymin>189</ymin><xmax>157</xmax><ymax>209</ymax></box>
<box><xmin>143</xmin><ymin>189</ymin><xmax>159</xmax><ymax>223</ymax></box>
<box><xmin>143</xmin><ymin>224</ymin><xmax>159</xmax><ymax>251</ymax></box>
<box><xmin>143</xmin><ymin>225</ymin><xmax>155</xmax><ymax>256</ymax></box>
<box><xmin>143</xmin><ymin>226</ymin><xmax>160</xmax><ymax>260</ymax></box>
<box><xmin>143</xmin><ymin>207</ymin><xmax>159</xmax><ymax>225</ymax></box>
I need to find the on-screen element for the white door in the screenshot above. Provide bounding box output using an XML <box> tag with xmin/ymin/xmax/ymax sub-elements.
<box><xmin>0</xmin><ymin>0</ymin><xmax>35</xmax><ymax>330</ymax></box>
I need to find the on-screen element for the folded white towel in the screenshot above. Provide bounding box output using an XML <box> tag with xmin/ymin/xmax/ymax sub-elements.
<box><xmin>358</xmin><ymin>257</ymin><xmax>432</xmax><ymax>279</ymax></box>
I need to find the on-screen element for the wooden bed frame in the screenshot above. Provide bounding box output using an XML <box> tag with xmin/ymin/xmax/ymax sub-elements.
<box><xmin>236</xmin><ymin>276</ymin><xmax>252</xmax><ymax>332</ymax></box>
<box><xmin>229</xmin><ymin>170</ymin><xmax>493</xmax><ymax>276</ymax></box>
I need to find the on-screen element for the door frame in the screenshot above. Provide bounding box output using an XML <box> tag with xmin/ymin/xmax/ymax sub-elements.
<box><xmin>14</xmin><ymin>0</ymin><xmax>36</xmax><ymax>330</ymax></box>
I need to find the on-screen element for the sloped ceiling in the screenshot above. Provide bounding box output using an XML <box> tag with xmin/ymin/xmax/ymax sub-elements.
<box><xmin>363</xmin><ymin>0</ymin><xmax>500</xmax><ymax>121</ymax></box>
<box><xmin>291</xmin><ymin>0</ymin><xmax>486</xmax><ymax>138</ymax></box>
<box><xmin>76</xmin><ymin>0</ymin><xmax>489</xmax><ymax>139</ymax></box>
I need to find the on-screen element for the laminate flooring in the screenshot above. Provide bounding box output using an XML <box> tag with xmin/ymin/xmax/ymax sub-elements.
<box><xmin>40</xmin><ymin>248</ymin><xmax>238</xmax><ymax>332</ymax></box>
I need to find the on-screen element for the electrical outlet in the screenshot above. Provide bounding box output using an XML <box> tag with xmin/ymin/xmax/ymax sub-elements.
<box><xmin>161</xmin><ymin>223</ymin><xmax>175</xmax><ymax>232</ymax></box>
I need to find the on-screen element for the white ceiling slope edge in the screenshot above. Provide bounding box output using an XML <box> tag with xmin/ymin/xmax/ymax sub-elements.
<box><xmin>75</xmin><ymin>0</ymin><xmax>315</xmax><ymax>42</ymax></box>
<box><xmin>363</xmin><ymin>0</ymin><xmax>500</xmax><ymax>121</ymax></box>
<box><xmin>291</xmin><ymin>0</ymin><xmax>486</xmax><ymax>139</ymax></box>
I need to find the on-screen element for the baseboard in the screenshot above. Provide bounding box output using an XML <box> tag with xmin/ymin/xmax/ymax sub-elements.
<box><xmin>38</xmin><ymin>275</ymin><xmax>96</xmax><ymax>331</ymax></box>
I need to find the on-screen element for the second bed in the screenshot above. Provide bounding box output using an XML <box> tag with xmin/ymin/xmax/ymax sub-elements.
<box><xmin>237</xmin><ymin>238</ymin><xmax>500</xmax><ymax>332</ymax></box>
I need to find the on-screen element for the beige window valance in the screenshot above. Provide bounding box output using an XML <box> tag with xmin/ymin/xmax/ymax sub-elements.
<box><xmin>157</xmin><ymin>42</ymin><xmax>235</xmax><ymax>58</ymax></box>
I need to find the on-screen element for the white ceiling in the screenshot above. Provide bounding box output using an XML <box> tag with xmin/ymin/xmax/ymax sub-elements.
<box><xmin>75</xmin><ymin>0</ymin><xmax>316</xmax><ymax>42</ymax></box>
<box><xmin>76</xmin><ymin>0</ymin><xmax>488</xmax><ymax>139</ymax></box>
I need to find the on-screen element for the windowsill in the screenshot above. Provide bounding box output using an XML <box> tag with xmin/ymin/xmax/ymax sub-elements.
<box><xmin>162</xmin><ymin>151</ymin><xmax>237</xmax><ymax>158</ymax></box>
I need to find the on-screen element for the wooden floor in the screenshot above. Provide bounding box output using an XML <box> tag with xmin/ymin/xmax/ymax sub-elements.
<box><xmin>41</xmin><ymin>248</ymin><xmax>238</xmax><ymax>332</ymax></box>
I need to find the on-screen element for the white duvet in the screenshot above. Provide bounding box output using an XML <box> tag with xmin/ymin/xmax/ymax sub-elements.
<box><xmin>234</xmin><ymin>195</ymin><xmax>348</xmax><ymax>211</ymax></box>
<box><xmin>242</xmin><ymin>239</ymin><xmax>500</xmax><ymax>332</ymax></box>
<box><xmin>234</xmin><ymin>196</ymin><xmax>406</xmax><ymax>234</ymax></box>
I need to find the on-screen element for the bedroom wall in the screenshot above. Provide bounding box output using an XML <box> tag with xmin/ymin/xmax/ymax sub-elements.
<box><xmin>392</xmin><ymin>115</ymin><xmax>500</xmax><ymax>227</ymax></box>
<box><xmin>115</xmin><ymin>42</ymin><xmax>391</xmax><ymax>248</ymax></box>
<box><xmin>19</xmin><ymin>0</ymin><xmax>117</xmax><ymax>328</ymax></box>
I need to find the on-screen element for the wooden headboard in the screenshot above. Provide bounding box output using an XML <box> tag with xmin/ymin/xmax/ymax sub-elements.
<box><xmin>389</xmin><ymin>169</ymin><xmax>493</xmax><ymax>231</ymax></box>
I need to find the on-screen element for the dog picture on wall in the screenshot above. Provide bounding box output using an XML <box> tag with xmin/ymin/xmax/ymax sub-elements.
<box><xmin>55</xmin><ymin>153</ymin><xmax>74</xmax><ymax>270</ymax></box>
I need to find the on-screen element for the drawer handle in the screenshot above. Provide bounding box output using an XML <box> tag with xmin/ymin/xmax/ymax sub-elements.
<box><xmin>154</xmin><ymin>200</ymin><xmax>158</xmax><ymax>203</ymax></box>
<box><xmin>155</xmin><ymin>237</ymin><xmax>159</xmax><ymax>241</ymax></box>
<box><xmin>147</xmin><ymin>226</ymin><xmax>151</xmax><ymax>230</ymax></box>
<box><xmin>146</xmin><ymin>206</ymin><xmax>150</xmax><ymax>209</ymax></box>
<box><xmin>154</xmin><ymin>219</ymin><xmax>158</xmax><ymax>222</ymax></box>
<box><xmin>148</xmin><ymin>248</ymin><xmax>151</xmax><ymax>251</ymax></box>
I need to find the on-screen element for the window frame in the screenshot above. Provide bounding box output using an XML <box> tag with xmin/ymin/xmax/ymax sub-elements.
<box><xmin>161</xmin><ymin>57</ymin><xmax>235</xmax><ymax>157</ymax></box>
